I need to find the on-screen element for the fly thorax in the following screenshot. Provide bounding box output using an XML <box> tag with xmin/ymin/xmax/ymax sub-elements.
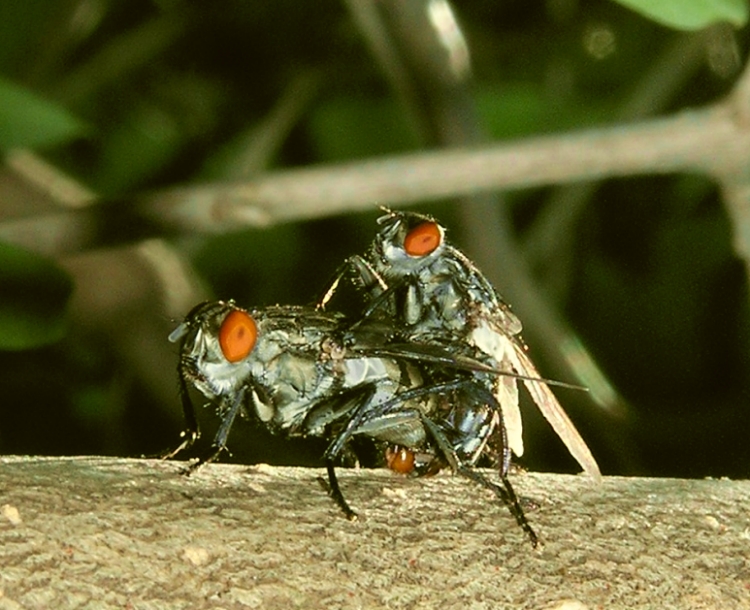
<box><xmin>252</xmin><ymin>353</ymin><xmax>338</xmax><ymax>431</ymax></box>
<box><xmin>470</xmin><ymin>319</ymin><xmax>512</xmax><ymax>361</ymax></box>
<box><xmin>271</xmin><ymin>353</ymin><xmax>321</xmax><ymax>397</ymax></box>
<box><xmin>404</xmin><ymin>260</ymin><xmax>465</xmax><ymax>331</ymax></box>
<box><xmin>428</xmin><ymin>285</ymin><xmax>466</xmax><ymax>333</ymax></box>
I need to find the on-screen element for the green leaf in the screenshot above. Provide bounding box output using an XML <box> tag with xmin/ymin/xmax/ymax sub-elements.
<box><xmin>612</xmin><ymin>0</ymin><xmax>748</xmax><ymax>30</ymax></box>
<box><xmin>0</xmin><ymin>242</ymin><xmax>73</xmax><ymax>350</ymax></box>
<box><xmin>0</xmin><ymin>76</ymin><xmax>86</xmax><ymax>150</ymax></box>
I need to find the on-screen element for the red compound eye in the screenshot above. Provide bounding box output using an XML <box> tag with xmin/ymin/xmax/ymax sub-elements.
<box><xmin>403</xmin><ymin>221</ymin><xmax>442</xmax><ymax>257</ymax></box>
<box><xmin>219</xmin><ymin>309</ymin><xmax>257</xmax><ymax>363</ymax></box>
<box><xmin>386</xmin><ymin>445</ymin><xmax>416</xmax><ymax>475</ymax></box>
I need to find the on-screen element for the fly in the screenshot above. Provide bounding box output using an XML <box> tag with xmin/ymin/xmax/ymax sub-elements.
<box><xmin>167</xmin><ymin>300</ymin><xmax>540</xmax><ymax>545</ymax></box>
<box><xmin>319</xmin><ymin>208</ymin><xmax>601</xmax><ymax>482</ymax></box>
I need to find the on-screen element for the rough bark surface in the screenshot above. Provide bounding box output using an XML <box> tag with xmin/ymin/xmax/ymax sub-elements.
<box><xmin>0</xmin><ymin>456</ymin><xmax>748</xmax><ymax>610</ymax></box>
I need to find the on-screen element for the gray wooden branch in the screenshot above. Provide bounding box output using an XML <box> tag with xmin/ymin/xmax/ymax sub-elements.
<box><xmin>1</xmin><ymin>456</ymin><xmax>748</xmax><ymax>609</ymax></box>
<box><xmin>2</xmin><ymin>62</ymin><xmax>750</xmax><ymax>257</ymax></box>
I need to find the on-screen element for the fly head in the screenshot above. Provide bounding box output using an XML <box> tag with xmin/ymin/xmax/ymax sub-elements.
<box><xmin>371</xmin><ymin>209</ymin><xmax>447</xmax><ymax>278</ymax></box>
<box><xmin>171</xmin><ymin>300</ymin><xmax>258</xmax><ymax>401</ymax></box>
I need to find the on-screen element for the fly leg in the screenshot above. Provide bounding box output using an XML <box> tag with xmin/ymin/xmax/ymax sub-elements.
<box><xmin>320</xmin><ymin>460</ymin><xmax>358</xmax><ymax>521</ymax></box>
<box><xmin>317</xmin><ymin>255</ymin><xmax>388</xmax><ymax>311</ymax></box>
<box><xmin>322</xmin><ymin>375</ymin><xmax>538</xmax><ymax>543</ymax></box>
<box><xmin>456</xmin><ymin>465</ymin><xmax>538</xmax><ymax>548</ymax></box>
<box><xmin>464</xmin><ymin>375</ymin><xmax>512</xmax><ymax>478</ymax></box>
<box><xmin>345</xmin><ymin>269</ymin><xmax>419</xmax><ymax>330</ymax></box>
<box><xmin>316</xmin><ymin>255</ymin><xmax>412</xmax><ymax>331</ymax></box>
<box><xmin>182</xmin><ymin>388</ymin><xmax>244</xmax><ymax>475</ymax></box>
<box><xmin>321</xmin><ymin>379</ymin><xmax>478</xmax><ymax>520</ymax></box>
<box><xmin>418</xmin><ymin>390</ymin><xmax>538</xmax><ymax>547</ymax></box>
<box><xmin>316</xmin><ymin>385</ymin><xmax>379</xmax><ymax>520</ymax></box>
<box><xmin>159</xmin><ymin>358</ymin><xmax>200</xmax><ymax>459</ymax></box>
<box><xmin>316</xmin><ymin>254</ymin><xmax>423</xmax><ymax>331</ymax></box>
<box><xmin>325</xmin><ymin>379</ymin><xmax>474</xmax><ymax>460</ymax></box>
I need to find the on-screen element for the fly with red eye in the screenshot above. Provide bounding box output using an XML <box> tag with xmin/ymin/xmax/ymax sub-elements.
<box><xmin>317</xmin><ymin>209</ymin><xmax>601</xmax><ymax>494</ymax></box>
<box><xmin>166</xmin><ymin>300</ymin><xmax>540</xmax><ymax>546</ymax></box>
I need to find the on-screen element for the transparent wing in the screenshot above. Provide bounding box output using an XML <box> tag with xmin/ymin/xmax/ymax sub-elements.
<box><xmin>507</xmin><ymin>341</ymin><xmax>602</xmax><ymax>481</ymax></box>
<box><xmin>359</xmin><ymin>342</ymin><xmax>586</xmax><ymax>388</ymax></box>
<box><xmin>495</xmin><ymin>361</ymin><xmax>523</xmax><ymax>458</ymax></box>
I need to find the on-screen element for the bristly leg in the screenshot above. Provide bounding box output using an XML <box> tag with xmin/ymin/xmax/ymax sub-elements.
<box><xmin>417</xmin><ymin>397</ymin><xmax>539</xmax><ymax>547</ymax></box>
<box><xmin>159</xmin><ymin>356</ymin><xmax>201</xmax><ymax>460</ymax></box>
<box><xmin>319</xmin><ymin>379</ymin><xmax>482</xmax><ymax>521</ymax></box>
<box><xmin>320</xmin><ymin>460</ymin><xmax>358</xmax><ymax>521</ymax></box>
<box><xmin>458</xmin><ymin>465</ymin><xmax>538</xmax><ymax>547</ymax></box>
<box><xmin>181</xmin><ymin>389</ymin><xmax>244</xmax><ymax>475</ymax></box>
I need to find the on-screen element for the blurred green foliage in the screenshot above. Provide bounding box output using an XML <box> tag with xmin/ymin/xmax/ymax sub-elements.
<box><xmin>0</xmin><ymin>0</ymin><xmax>748</xmax><ymax>478</ymax></box>
<box><xmin>0</xmin><ymin>77</ymin><xmax>87</xmax><ymax>150</ymax></box>
<box><xmin>0</xmin><ymin>243</ymin><xmax>72</xmax><ymax>350</ymax></box>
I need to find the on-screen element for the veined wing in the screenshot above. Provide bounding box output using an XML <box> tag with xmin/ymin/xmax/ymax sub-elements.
<box><xmin>361</xmin><ymin>342</ymin><xmax>584</xmax><ymax>388</ymax></box>
<box><xmin>507</xmin><ymin>341</ymin><xmax>602</xmax><ymax>481</ymax></box>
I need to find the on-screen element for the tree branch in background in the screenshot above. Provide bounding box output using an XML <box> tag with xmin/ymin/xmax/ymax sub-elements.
<box><xmin>2</xmin><ymin>77</ymin><xmax>749</xmax><ymax>255</ymax></box>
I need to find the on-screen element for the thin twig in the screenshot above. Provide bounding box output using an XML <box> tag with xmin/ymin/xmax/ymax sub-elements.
<box><xmin>143</xmin><ymin>102</ymin><xmax>750</xmax><ymax>229</ymax></box>
<box><xmin>718</xmin><ymin>50</ymin><xmax>750</xmax><ymax>268</ymax></box>
<box><xmin>0</xmin><ymin>89</ymin><xmax>749</xmax><ymax>254</ymax></box>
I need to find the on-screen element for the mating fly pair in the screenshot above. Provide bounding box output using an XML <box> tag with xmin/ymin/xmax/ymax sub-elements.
<box><xmin>166</xmin><ymin>210</ymin><xmax>600</xmax><ymax>546</ymax></box>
